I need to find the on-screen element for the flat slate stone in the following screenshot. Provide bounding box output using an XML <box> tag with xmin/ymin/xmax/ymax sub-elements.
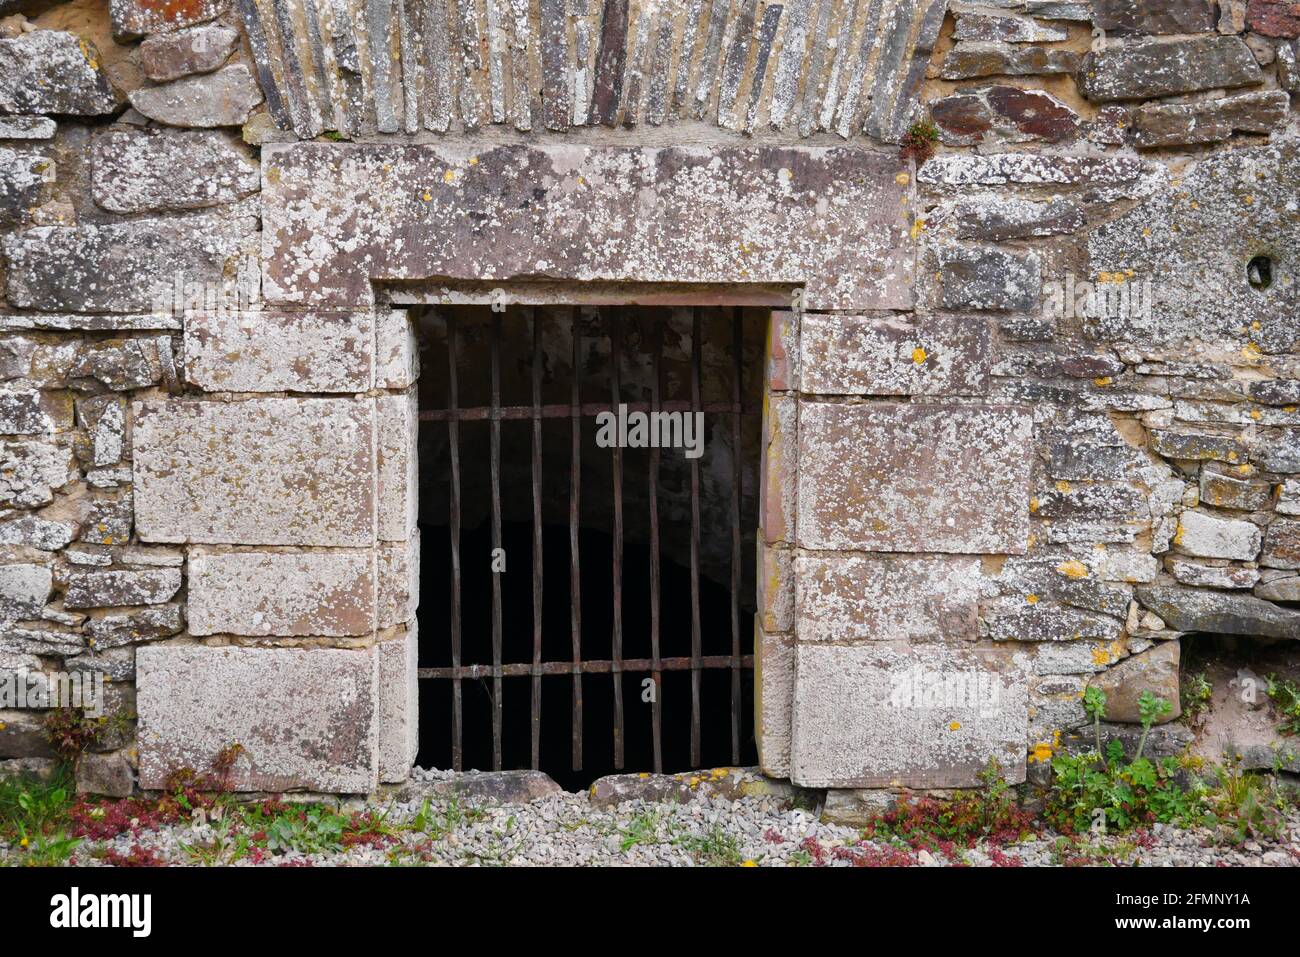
<box><xmin>129</xmin><ymin>64</ymin><xmax>264</xmax><ymax>128</ymax></box>
<box><xmin>63</xmin><ymin>568</ymin><xmax>181</xmax><ymax>609</ymax></box>
<box><xmin>0</xmin><ymin>117</ymin><xmax>57</xmax><ymax>140</ymax></box>
<box><xmin>941</xmin><ymin>42</ymin><xmax>1081</xmax><ymax>79</ymax></box>
<box><xmin>790</xmin><ymin>642</ymin><xmax>1028</xmax><ymax>789</ymax></box>
<box><xmin>137</xmin><ymin>645</ymin><xmax>378</xmax><ymax>792</ymax></box>
<box><xmin>1132</xmin><ymin>90</ymin><xmax>1289</xmax><ymax>148</ymax></box>
<box><xmin>0</xmin><ymin>31</ymin><xmax>123</xmax><ymax>116</ymax></box>
<box><xmin>1135</xmin><ymin>585</ymin><xmax>1300</xmax><ymax>638</ymax></box>
<box><xmin>930</xmin><ymin>85</ymin><xmax>1078</xmax><ymax>146</ymax></box>
<box><xmin>187</xmin><ymin>548</ymin><xmax>375</xmax><ymax>636</ymax></box>
<box><xmin>1078</xmin><ymin>36</ymin><xmax>1262</xmax><ymax>102</ymax></box>
<box><xmin>1092</xmin><ymin>0</ymin><xmax>1219</xmax><ymax>34</ymax></box>
<box><xmin>796</xmin><ymin>402</ymin><xmax>1033</xmax><ymax>554</ymax></box>
<box><xmin>132</xmin><ymin>397</ymin><xmax>375</xmax><ymax>546</ymax></box>
<box><xmin>139</xmin><ymin>23</ymin><xmax>239</xmax><ymax>82</ymax></box>
<box><xmin>92</xmin><ymin>127</ymin><xmax>259</xmax><ymax>213</ymax></box>
<box><xmin>260</xmin><ymin>144</ymin><xmax>915</xmax><ymax>312</ymax></box>
<box><xmin>110</xmin><ymin>0</ymin><xmax>229</xmax><ymax>39</ymax></box>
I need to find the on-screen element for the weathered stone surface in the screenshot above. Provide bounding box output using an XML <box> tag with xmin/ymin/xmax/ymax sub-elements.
<box><xmin>188</xmin><ymin>549</ymin><xmax>375</xmax><ymax>636</ymax></box>
<box><xmin>1136</xmin><ymin>585</ymin><xmax>1300</xmax><ymax>638</ymax></box>
<box><xmin>80</xmin><ymin>493</ymin><xmax>133</xmax><ymax>545</ymax></box>
<box><xmin>790</xmin><ymin>642</ymin><xmax>1028</xmax><ymax>789</ymax></box>
<box><xmin>92</xmin><ymin>127</ymin><xmax>258</xmax><ymax>213</ymax></box>
<box><xmin>378</xmin><ymin>624</ymin><xmax>417</xmax><ymax>783</ymax></box>
<box><xmin>375</xmin><ymin>310</ymin><xmax>419</xmax><ymax>389</ymax></box>
<box><xmin>133</xmin><ymin>398</ymin><xmax>374</xmax><ymax>546</ymax></box>
<box><xmin>1061</xmin><ymin>721</ymin><xmax>1194</xmax><ymax>761</ymax></box>
<box><xmin>760</xmin><ymin>393</ymin><xmax>797</xmax><ymax>544</ymax></box>
<box><xmin>0</xmin><ymin>563</ymin><xmax>51</xmax><ymax>622</ymax></box>
<box><xmin>0</xmin><ymin>31</ymin><xmax>123</xmax><ymax>116</ymax></box>
<box><xmin>1078</xmin><ymin>36</ymin><xmax>1262</xmax><ymax>102</ymax></box>
<box><xmin>1262</xmin><ymin>518</ymin><xmax>1300</xmax><ymax>568</ymax></box>
<box><xmin>985</xmin><ymin>602</ymin><xmax>1125</xmax><ymax>642</ymax></box>
<box><xmin>1248</xmin><ymin>0</ymin><xmax>1300</xmax><ymax>36</ymax></box>
<box><xmin>1256</xmin><ymin>572</ymin><xmax>1300</xmax><ymax>600</ymax></box>
<box><xmin>1093</xmin><ymin>0</ymin><xmax>1219</xmax><ymax>34</ymax></box>
<box><xmin>75</xmin><ymin>750</ymin><xmax>134</xmax><ymax>797</ymax></box>
<box><xmin>0</xmin><ymin>116</ymin><xmax>57</xmax><ymax>140</ymax></box>
<box><xmin>394</xmin><ymin>770</ymin><xmax>561</xmax><ymax>804</ymax></box>
<box><xmin>1132</xmin><ymin>91</ymin><xmax>1290</xmax><ymax>148</ymax></box>
<box><xmin>795</xmin><ymin>554</ymin><xmax>986</xmax><ymax>643</ymax></box>
<box><xmin>0</xmin><ymin>711</ymin><xmax>55</xmax><ymax>759</ymax></box>
<box><xmin>137</xmin><ymin>645</ymin><xmax>378</xmax><ymax>792</ymax></box>
<box><xmin>261</xmin><ymin>144</ymin><xmax>915</xmax><ymax>311</ymax></box>
<box><xmin>1151</xmin><ymin>429</ymin><xmax>1247</xmax><ymax>464</ymax></box>
<box><xmin>0</xmin><ymin>146</ymin><xmax>51</xmax><ymax>227</ymax></box>
<box><xmin>3</xmin><ymin>214</ymin><xmax>253</xmax><ymax>313</ymax></box>
<box><xmin>0</xmin><ymin>515</ymin><xmax>78</xmax><ymax>551</ymax></box>
<box><xmin>378</xmin><ymin>532</ymin><xmax>419</xmax><ymax>629</ymax></box>
<box><xmin>1174</xmin><ymin>509</ymin><xmax>1262</xmax><ymax>560</ymax></box>
<box><xmin>755</xmin><ymin>627</ymin><xmax>792</xmax><ymax>778</ymax></box>
<box><xmin>377</xmin><ymin>390</ymin><xmax>418</xmax><ymax>541</ymax></box>
<box><xmin>799</xmin><ymin>314</ymin><xmax>991</xmax><ymax>396</ymax></box>
<box><xmin>0</xmin><ymin>625</ymin><xmax>81</xmax><ymax>655</ymax></box>
<box><xmin>1200</xmin><ymin>467</ymin><xmax>1272</xmax><ymax>511</ymax></box>
<box><xmin>919</xmin><ymin>153</ymin><xmax>1145</xmax><ymax>190</ymax></box>
<box><xmin>941</xmin><ymin>42</ymin><xmax>1082</xmax><ymax>79</ymax></box>
<box><xmin>797</xmin><ymin>403</ymin><xmax>1032</xmax><ymax>553</ymax></box>
<box><xmin>129</xmin><ymin>64</ymin><xmax>263</xmax><ymax>128</ymax></box>
<box><xmin>77</xmin><ymin>395</ymin><xmax>125</xmax><ymax>467</ymax></box>
<box><xmin>111</xmin><ymin>0</ymin><xmax>229</xmax><ymax>39</ymax></box>
<box><xmin>64</xmin><ymin>568</ymin><xmax>181</xmax><ymax>609</ymax></box>
<box><xmin>139</xmin><ymin>24</ymin><xmax>239</xmax><ymax>82</ymax></box>
<box><xmin>1088</xmin><ymin>641</ymin><xmax>1181</xmax><ymax>724</ymax></box>
<box><xmin>85</xmin><ymin>604</ymin><xmax>183</xmax><ymax>649</ymax></box>
<box><xmin>935</xmin><ymin>244</ymin><xmax>1040</xmax><ymax>313</ymax></box>
<box><xmin>1167</xmin><ymin>558</ymin><xmax>1259</xmax><ymax>589</ymax></box>
<box><xmin>0</xmin><ymin>441</ymin><xmax>73</xmax><ymax>508</ymax></box>
<box><xmin>934</xmin><ymin>197</ymin><xmax>1085</xmax><ymax>241</ymax></box>
<box><xmin>588</xmin><ymin>766</ymin><xmax>815</xmax><ymax>808</ymax></box>
<box><xmin>952</xmin><ymin>9</ymin><xmax>1069</xmax><ymax>42</ymax></box>
<box><xmin>0</xmin><ymin>389</ymin><xmax>72</xmax><ymax>435</ymax></box>
<box><xmin>930</xmin><ymin>85</ymin><xmax>1078</xmax><ymax>146</ymax></box>
<box><xmin>184</xmin><ymin>310</ymin><xmax>373</xmax><ymax>392</ymax></box>
<box><xmin>1256</xmin><ymin>430</ymin><xmax>1300</xmax><ymax>472</ymax></box>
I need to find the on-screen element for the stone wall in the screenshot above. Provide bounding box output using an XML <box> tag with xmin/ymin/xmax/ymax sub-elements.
<box><xmin>1</xmin><ymin>0</ymin><xmax>1298</xmax><ymax>797</ymax></box>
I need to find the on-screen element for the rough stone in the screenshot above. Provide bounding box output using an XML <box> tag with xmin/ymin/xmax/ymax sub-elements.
<box><xmin>941</xmin><ymin>42</ymin><xmax>1082</xmax><ymax>79</ymax></box>
<box><xmin>110</xmin><ymin>0</ymin><xmax>229</xmax><ymax>40</ymax></box>
<box><xmin>1166</xmin><ymin>558</ymin><xmax>1260</xmax><ymax>589</ymax></box>
<box><xmin>935</xmin><ymin>197</ymin><xmax>1085</xmax><ymax>242</ymax></box>
<box><xmin>797</xmin><ymin>402</ymin><xmax>1032</xmax><ymax>554</ymax></box>
<box><xmin>930</xmin><ymin>85</ymin><xmax>1078</xmax><ymax>146</ymax></box>
<box><xmin>377</xmin><ymin>624</ymin><xmax>417</xmax><ymax>783</ymax></box>
<box><xmin>0</xmin><ymin>563</ymin><xmax>51</xmax><ymax>622</ymax></box>
<box><xmin>137</xmin><ymin>645</ymin><xmax>378</xmax><ymax>793</ymax></box>
<box><xmin>85</xmin><ymin>603</ymin><xmax>183</xmax><ymax>649</ymax></box>
<box><xmin>0</xmin><ymin>389</ymin><xmax>72</xmax><ymax>435</ymax></box>
<box><xmin>918</xmin><ymin>153</ymin><xmax>1145</xmax><ymax>190</ymax></box>
<box><xmin>1078</xmin><ymin>36</ymin><xmax>1263</xmax><ymax>102</ymax></box>
<box><xmin>375</xmin><ymin>310</ymin><xmax>419</xmax><ymax>389</ymax></box>
<box><xmin>0</xmin><ymin>116</ymin><xmax>57</xmax><ymax>140</ymax></box>
<box><xmin>377</xmin><ymin>390</ymin><xmax>418</xmax><ymax>542</ymax></box>
<box><xmin>952</xmin><ymin>10</ymin><xmax>1069</xmax><ymax>42</ymax></box>
<box><xmin>1135</xmin><ymin>585</ymin><xmax>1300</xmax><ymax>638</ymax></box>
<box><xmin>760</xmin><ymin>393</ymin><xmax>797</xmax><ymax>545</ymax></box>
<box><xmin>984</xmin><ymin>602</ymin><xmax>1125</xmax><ymax>642</ymax></box>
<box><xmin>77</xmin><ymin>395</ymin><xmax>125</xmax><ymax>467</ymax></box>
<box><xmin>133</xmin><ymin>397</ymin><xmax>375</xmax><ymax>546</ymax></box>
<box><xmin>1087</xmin><ymin>641</ymin><xmax>1182</xmax><ymax>724</ymax></box>
<box><xmin>936</xmin><ymin>244</ymin><xmax>1041</xmax><ymax>312</ymax></box>
<box><xmin>1093</xmin><ymin>0</ymin><xmax>1220</xmax><ymax>34</ymax></box>
<box><xmin>1174</xmin><ymin>509</ymin><xmax>1262</xmax><ymax>560</ymax></box>
<box><xmin>1132</xmin><ymin>90</ymin><xmax>1290</xmax><ymax>148</ymax></box>
<box><xmin>0</xmin><ymin>515</ymin><xmax>78</xmax><ymax>551</ymax></box>
<box><xmin>75</xmin><ymin>750</ymin><xmax>134</xmax><ymax>797</ymax></box>
<box><xmin>92</xmin><ymin>127</ymin><xmax>259</xmax><ymax>213</ymax></box>
<box><xmin>1256</xmin><ymin>573</ymin><xmax>1300</xmax><ymax>601</ymax></box>
<box><xmin>184</xmin><ymin>310</ymin><xmax>373</xmax><ymax>392</ymax></box>
<box><xmin>1061</xmin><ymin>721</ymin><xmax>1195</xmax><ymax>761</ymax></box>
<box><xmin>1248</xmin><ymin>0</ymin><xmax>1300</xmax><ymax>36</ymax></box>
<box><xmin>80</xmin><ymin>493</ymin><xmax>133</xmax><ymax>545</ymax></box>
<box><xmin>0</xmin><ymin>711</ymin><xmax>55</xmax><ymax>759</ymax></box>
<box><xmin>0</xmin><ymin>146</ymin><xmax>52</xmax><ymax>227</ymax></box>
<box><xmin>3</xmin><ymin>214</ymin><xmax>253</xmax><ymax>313</ymax></box>
<box><xmin>128</xmin><ymin>64</ymin><xmax>264</xmax><ymax>128</ymax></box>
<box><xmin>755</xmin><ymin>628</ymin><xmax>792</xmax><ymax>778</ymax></box>
<box><xmin>260</xmin><ymin>144</ymin><xmax>915</xmax><ymax>312</ymax></box>
<box><xmin>1200</xmin><ymin>467</ymin><xmax>1272</xmax><ymax>511</ymax></box>
<box><xmin>139</xmin><ymin>24</ymin><xmax>239</xmax><ymax>82</ymax></box>
<box><xmin>795</xmin><ymin>554</ymin><xmax>986</xmax><ymax>643</ymax></box>
<box><xmin>188</xmin><ymin>549</ymin><xmax>375</xmax><ymax>637</ymax></box>
<box><xmin>1262</xmin><ymin>518</ymin><xmax>1300</xmax><ymax>568</ymax></box>
<box><xmin>790</xmin><ymin>642</ymin><xmax>1028</xmax><ymax>789</ymax></box>
<box><xmin>63</xmin><ymin>568</ymin><xmax>181</xmax><ymax>609</ymax></box>
<box><xmin>394</xmin><ymin>770</ymin><xmax>561</xmax><ymax>805</ymax></box>
<box><xmin>0</xmin><ymin>31</ymin><xmax>123</xmax><ymax>116</ymax></box>
<box><xmin>378</xmin><ymin>532</ymin><xmax>419</xmax><ymax>629</ymax></box>
<box><xmin>1151</xmin><ymin>429</ymin><xmax>1248</xmax><ymax>464</ymax></box>
<box><xmin>799</xmin><ymin>314</ymin><xmax>991</xmax><ymax>396</ymax></box>
<box><xmin>0</xmin><ymin>441</ymin><xmax>73</xmax><ymax>508</ymax></box>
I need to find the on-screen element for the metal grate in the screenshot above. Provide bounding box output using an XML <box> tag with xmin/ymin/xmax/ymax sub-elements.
<box><xmin>416</xmin><ymin>305</ymin><xmax>758</xmax><ymax>776</ymax></box>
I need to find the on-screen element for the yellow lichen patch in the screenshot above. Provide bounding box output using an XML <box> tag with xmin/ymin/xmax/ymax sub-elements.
<box><xmin>1093</xmin><ymin>376</ymin><xmax>1113</xmax><ymax>387</ymax></box>
<box><xmin>468</xmin><ymin>156</ymin><xmax>479</xmax><ymax>165</ymax></box>
<box><xmin>443</xmin><ymin>169</ymin><xmax>458</xmax><ymax>184</ymax></box>
<box><xmin>910</xmin><ymin>217</ymin><xmax>926</xmax><ymax>239</ymax></box>
<box><xmin>1241</xmin><ymin>342</ymin><xmax>1262</xmax><ymax>362</ymax></box>
<box><xmin>911</xmin><ymin>346</ymin><xmax>927</xmax><ymax>365</ymax></box>
<box><xmin>1057</xmin><ymin>560</ymin><xmax>1089</xmax><ymax>579</ymax></box>
<box><xmin>1173</xmin><ymin>522</ymin><xmax>1185</xmax><ymax>546</ymax></box>
<box><xmin>1029</xmin><ymin>496</ymin><xmax>1040</xmax><ymax>513</ymax></box>
<box><xmin>1028</xmin><ymin>741</ymin><xmax>1054</xmax><ymax>764</ymax></box>
<box><xmin>1055</xmin><ymin>480</ymin><xmax>1071</xmax><ymax>493</ymax></box>
<box><xmin>895</xmin><ymin>172</ymin><xmax>911</xmax><ymax>186</ymax></box>
<box><xmin>1026</xmin><ymin>594</ymin><xmax>1039</xmax><ymax>604</ymax></box>
<box><xmin>949</xmin><ymin>721</ymin><xmax>961</xmax><ymax>731</ymax></box>
<box><xmin>421</xmin><ymin>191</ymin><xmax>432</xmax><ymax>202</ymax></box>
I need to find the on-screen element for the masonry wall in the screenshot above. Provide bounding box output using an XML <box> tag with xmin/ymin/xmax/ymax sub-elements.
<box><xmin>1</xmin><ymin>0</ymin><xmax>1298</xmax><ymax>797</ymax></box>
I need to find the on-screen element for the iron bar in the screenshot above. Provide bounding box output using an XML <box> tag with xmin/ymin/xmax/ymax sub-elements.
<box><xmin>530</xmin><ymin>306</ymin><xmax>544</xmax><ymax>770</ymax></box>
<box><xmin>730</xmin><ymin>307</ymin><xmax>743</xmax><ymax>766</ymax></box>
<box><xmin>418</xmin><ymin>400</ymin><xmax>750</xmax><ymax>421</ymax></box>
<box><xmin>609</xmin><ymin>310</ymin><xmax>625</xmax><ymax>769</ymax></box>
<box><xmin>648</xmin><ymin>313</ymin><xmax>663</xmax><ymax>773</ymax></box>
<box><xmin>446</xmin><ymin>311</ymin><xmax>463</xmax><ymax>771</ymax></box>
<box><xmin>569</xmin><ymin>307</ymin><xmax>584</xmax><ymax>771</ymax></box>
<box><xmin>420</xmin><ymin>656</ymin><xmax>754</xmax><ymax>679</ymax></box>
<box><xmin>689</xmin><ymin>306</ymin><xmax>703</xmax><ymax>767</ymax></box>
<box><xmin>489</xmin><ymin>310</ymin><xmax>503</xmax><ymax>771</ymax></box>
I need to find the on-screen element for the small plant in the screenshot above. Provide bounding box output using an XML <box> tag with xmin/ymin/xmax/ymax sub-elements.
<box><xmin>1265</xmin><ymin>675</ymin><xmax>1300</xmax><ymax>736</ymax></box>
<box><xmin>673</xmin><ymin>825</ymin><xmax>743</xmax><ymax>866</ymax></box>
<box><xmin>42</xmin><ymin>709</ymin><xmax>105</xmax><ymax>764</ymax></box>
<box><xmin>899</xmin><ymin>119</ymin><xmax>940</xmax><ymax>165</ymax></box>
<box><xmin>1181</xmin><ymin>671</ymin><xmax>1213</xmax><ymax>721</ymax></box>
<box><xmin>1212</xmin><ymin>763</ymin><xmax>1288</xmax><ymax>844</ymax></box>
<box><xmin>618</xmin><ymin>810</ymin><xmax>664</xmax><ymax>852</ymax></box>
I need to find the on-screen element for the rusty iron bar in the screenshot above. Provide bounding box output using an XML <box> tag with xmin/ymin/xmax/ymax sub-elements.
<box><xmin>569</xmin><ymin>307</ymin><xmax>584</xmax><ymax>771</ymax></box>
<box><xmin>418</xmin><ymin>400</ymin><xmax>750</xmax><ymax>420</ymax></box>
<box><xmin>530</xmin><ymin>306</ymin><xmax>544</xmax><ymax>770</ymax></box>
<box><xmin>419</xmin><ymin>656</ymin><xmax>755</xmax><ymax>679</ymax></box>
<box><xmin>689</xmin><ymin>306</ymin><xmax>703</xmax><ymax>767</ymax></box>
<box><xmin>446</xmin><ymin>311</ymin><xmax>463</xmax><ymax>772</ymax></box>
<box><xmin>608</xmin><ymin>309</ymin><xmax>625</xmax><ymax>769</ymax></box>
<box><xmin>648</xmin><ymin>313</ymin><xmax>663</xmax><ymax>773</ymax></box>
<box><xmin>489</xmin><ymin>310</ymin><xmax>503</xmax><ymax>771</ymax></box>
<box><xmin>729</xmin><ymin>307</ymin><xmax>743</xmax><ymax>766</ymax></box>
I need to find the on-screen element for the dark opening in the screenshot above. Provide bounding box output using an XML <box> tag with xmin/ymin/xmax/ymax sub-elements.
<box><xmin>413</xmin><ymin>305</ymin><xmax>765</xmax><ymax>790</ymax></box>
<box><xmin>1247</xmin><ymin>255</ymin><xmax>1274</xmax><ymax>291</ymax></box>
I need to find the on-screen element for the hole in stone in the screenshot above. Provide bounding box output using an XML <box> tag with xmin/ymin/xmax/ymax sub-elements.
<box><xmin>413</xmin><ymin>304</ymin><xmax>765</xmax><ymax>790</ymax></box>
<box><xmin>1247</xmin><ymin>255</ymin><xmax>1273</xmax><ymax>291</ymax></box>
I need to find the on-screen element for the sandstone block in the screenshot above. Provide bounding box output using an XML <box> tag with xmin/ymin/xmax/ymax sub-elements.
<box><xmin>377</xmin><ymin>390</ymin><xmax>418</xmax><ymax>542</ymax></box>
<box><xmin>1078</xmin><ymin>36</ymin><xmax>1262</xmax><ymax>102</ymax></box>
<box><xmin>1087</xmin><ymin>641</ymin><xmax>1182</xmax><ymax>724</ymax></box>
<box><xmin>1174</xmin><ymin>509</ymin><xmax>1261</xmax><ymax>560</ymax></box>
<box><xmin>378</xmin><ymin>624</ymin><xmax>418</xmax><ymax>783</ymax></box>
<box><xmin>0</xmin><ymin>31</ymin><xmax>122</xmax><ymax>116</ymax></box>
<box><xmin>92</xmin><ymin>127</ymin><xmax>258</xmax><ymax>213</ymax></box>
<box><xmin>139</xmin><ymin>24</ymin><xmax>239</xmax><ymax>82</ymax></box>
<box><xmin>128</xmin><ymin>64</ymin><xmax>263</xmax><ymax>128</ymax></box>
<box><xmin>63</xmin><ymin>568</ymin><xmax>181</xmax><ymax>609</ymax></box>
